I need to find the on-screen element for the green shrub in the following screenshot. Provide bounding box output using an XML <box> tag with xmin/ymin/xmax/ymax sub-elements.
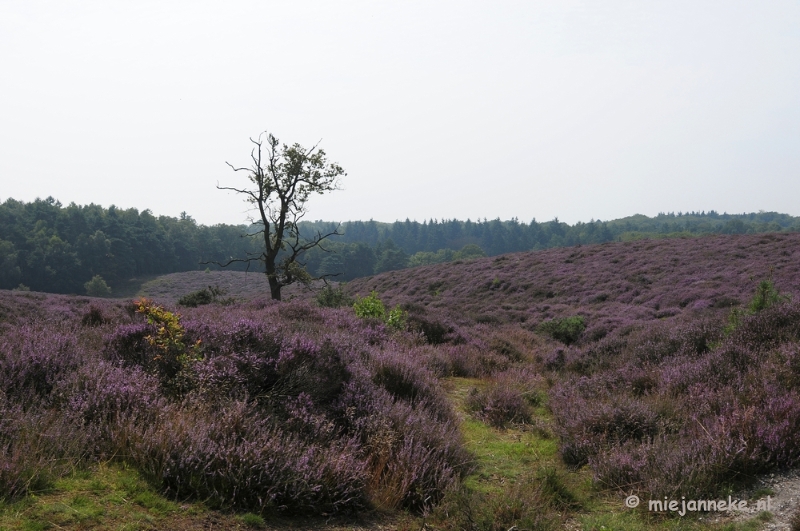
<box><xmin>84</xmin><ymin>275</ymin><xmax>112</xmax><ymax>297</ymax></box>
<box><xmin>315</xmin><ymin>284</ymin><xmax>353</xmax><ymax>308</ymax></box>
<box><xmin>353</xmin><ymin>291</ymin><xmax>407</xmax><ymax>331</ymax></box>
<box><xmin>386</xmin><ymin>305</ymin><xmax>408</xmax><ymax>331</ymax></box>
<box><xmin>353</xmin><ymin>291</ymin><xmax>386</xmax><ymax>319</ymax></box>
<box><xmin>178</xmin><ymin>285</ymin><xmax>225</xmax><ymax>307</ymax></box>
<box><xmin>725</xmin><ymin>277</ymin><xmax>790</xmax><ymax>335</ymax></box>
<box><xmin>749</xmin><ymin>278</ymin><xmax>789</xmax><ymax>313</ymax></box>
<box><xmin>537</xmin><ymin>316</ymin><xmax>585</xmax><ymax>345</ymax></box>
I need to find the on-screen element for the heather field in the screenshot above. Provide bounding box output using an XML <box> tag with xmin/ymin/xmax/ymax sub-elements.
<box><xmin>2</xmin><ymin>232</ymin><xmax>800</xmax><ymax>530</ymax></box>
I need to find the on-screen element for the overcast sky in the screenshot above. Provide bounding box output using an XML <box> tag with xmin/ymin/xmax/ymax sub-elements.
<box><xmin>2</xmin><ymin>1</ymin><xmax>799</xmax><ymax>226</ymax></box>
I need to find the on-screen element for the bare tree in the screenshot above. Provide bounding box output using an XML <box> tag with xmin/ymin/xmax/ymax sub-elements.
<box><xmin>215</xmin><ymin>132</ymin><xmax>345</xmax><ymax>301</ymax></box>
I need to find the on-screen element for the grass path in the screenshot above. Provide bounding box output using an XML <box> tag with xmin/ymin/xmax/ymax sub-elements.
<box><xmin>437</xmin><ymin>377</ymin><xmax>776</xmax><ymax>531</ymax></box>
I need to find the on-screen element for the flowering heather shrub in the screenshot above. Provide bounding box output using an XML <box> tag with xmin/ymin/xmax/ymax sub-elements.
<box><xmin>104</xmin><ymin>322</ymin><xmax>157</xmax><ymax>367</ymax></box>
<box><xmin>466</xmin><ymin>367</ymin><xmax>543</xmax><ymax>428</ymax></box>
<box><xmin>551</xmin><ymin>296</ymin><xmax>800</xmax><ymax>498</ymax></box>
<box><xmin>407</xmin><ymin>314</ymin><xmax>451</xmax><ymax>344</ymax></box>
<box><xmin>337</xmin><ymin>377</ymin><xmax>470</xmax><ymax>511</ymax></box>
<box><xmin>630</xmin><ymin>319</ymin><xmax>720</xmax><ymax>365</ymax></box>
<box><xmin>552</xmin><ymin>390</ymin><xmax>661</xmax><ymax>467</ymax></box>
<box><xmin>80</xmin><ymin>304</ymin><xmax>106</xmax><ymax>326</ymax></box>
<box><xmin>128</xmin><ymin>399</ymin><xmax>368</xmax><ymax>514</ymax></box>
<box><xmin>346</xmin><ymin>233</ymin><xmax>800</xmax><ymax>345</ymax></box>
<box><xmin>0</xmin><ymin>289</ymin><xmax>469</xmax><ymax>513</ymax></box>
<box><xmin>61</xmin><ymin>361</ymin><xmax>164</xmax><ymax>457</ymax></box>
<box><xmin>0</xmin><ymin>323</ymin><xmax>82</xmax><ymax>402</ymax></box>
<box><xmin>725</xmin><ymin>300</ymin><xmax>800</xmax><ymax>350</ymax></box>
<box><xmin>489</xmin><ymin>337</ymin><xmax>524</xmax><ymax>362</ymax></box>
<box><xmin>370</xmin><ymin>348</ymin><xmax>443</xmax><ymax>407</ymax></box>
<box><xmin>0</xmin><ymin>400</ymin><xmax>87</xmax><ymax>499</ymax></box>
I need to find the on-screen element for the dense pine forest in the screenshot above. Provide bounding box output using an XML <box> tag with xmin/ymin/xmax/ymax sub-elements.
<box><xmin>1</xmin><ymin>196</ymin><xmax>798</xmax><ymax>294</ymax></box>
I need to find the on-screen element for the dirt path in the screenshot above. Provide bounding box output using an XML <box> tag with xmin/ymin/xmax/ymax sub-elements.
<box><xmin>733</xmin><ymin>469</ymin><xmax>800</xmax><ymax>530</ymax></box>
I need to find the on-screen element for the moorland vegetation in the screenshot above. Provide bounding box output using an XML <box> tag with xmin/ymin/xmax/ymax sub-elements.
<box><xmin>2</xmin><ymin>231</ymin><xmax>800</xmax><ymax>529</ymax></box>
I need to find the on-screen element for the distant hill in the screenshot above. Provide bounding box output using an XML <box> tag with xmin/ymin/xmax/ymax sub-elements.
<box><xmin>136</xmin><ymin>270</ymin><xmax>323</xmax><ymax>306</ymax></box>
<box><xmin>345</xmin><ymin>232</ymin><xmax>800</xmax><ymax>337</ymax></box>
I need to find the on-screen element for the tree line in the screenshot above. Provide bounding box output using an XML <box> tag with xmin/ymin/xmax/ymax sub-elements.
<box><xmin>1</xmin><ymin>196</ymin><xmax>798</xmax><ymax>294</ymax></box>
<box><xmin>0</xmin><ymin>197</ymin><xmax>260</xmax><ymax>293</ymax></box>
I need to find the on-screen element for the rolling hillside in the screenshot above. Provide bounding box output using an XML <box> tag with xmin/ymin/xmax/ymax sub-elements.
<box><xmin>345</xmin><ymin>232</ymin><xmax>800</xmax><ymax>336</ymax></box>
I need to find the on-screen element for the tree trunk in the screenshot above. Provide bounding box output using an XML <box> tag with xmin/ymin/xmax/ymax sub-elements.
<box><xmin>268</xmin><ymin>275</ymin><xmax>282</xmax><ymax>301</ymax></box>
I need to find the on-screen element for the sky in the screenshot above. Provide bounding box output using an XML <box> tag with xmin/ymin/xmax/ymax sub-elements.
<box><xmin>1</xmin><ymin>1</ymin><xmax>799</xmax><ymax>226</ymax></box>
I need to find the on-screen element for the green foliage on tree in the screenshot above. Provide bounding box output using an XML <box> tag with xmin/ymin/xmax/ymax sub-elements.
<box><xmin>84</xmin><ymin>274</ymin><xmax>112</xmax><ymax>297</ymax></box>
<box><xmin>454</xmin><ymin>243</ymin><xmax>487</xmax><ymax>260</ymax></box>
<box><xmin>0</xmin><ymin>239</ymin><xmax>22</xmax><ymax>289</ymax></box>
<box><xmin>374</xmin><ymin>239</ymin><xmax>409</xmax><ymax>274</ymax></box>
<box><xmin>216</xmin><ymin>132</ymin><xmax>346</xmax><ymax>301</ymax></box>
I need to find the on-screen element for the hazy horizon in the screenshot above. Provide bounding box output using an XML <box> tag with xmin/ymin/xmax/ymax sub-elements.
<box><xmin>3</xmin><ymin>1</ymin><xmax>799</xmax><ymax>226</ymax></box>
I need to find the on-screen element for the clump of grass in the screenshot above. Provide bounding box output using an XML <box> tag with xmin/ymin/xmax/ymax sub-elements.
<box><xmin>431</xmin><ymin>468</ymin><xmax>573</xmax><ymax>531</ymax></box>
<box><xmin>239</xmin><ymin>512</ymin><xmax>266</xmax><ymax>528</ymax></box>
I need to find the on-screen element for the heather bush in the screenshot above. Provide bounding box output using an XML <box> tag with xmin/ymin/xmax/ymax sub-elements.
<box><xmin>466</xmin><ymin>368</ymin><xmax>543</xmax><ymax>428</ymax></box>
<box><xmin>337</xmin><ymin>373</ymin><xmax>470</xmax><ymax>511</ymax></box>
<box><xmin>128</xmin><ymin>399</ymin><xmax>368</xmax><ymax>514</ymax></box>
<box><xmin>466</xmin><ymin>385</ymin><xmax>529</xmax><ymax>428</ymax></box>
<box><xmin>489</xmin><ymin>337</ymin><xmax>523</xmax><ymax>362</ymax></box>
<box><xmin>104</xmin><ymin>322</ymin><xmax>156</xmax><ymax>367</ymax></box>
<box><xmin>61</xmin><ymin>361</ymin><xmax>164</xmax><ymax>457</ymax></box>
<box><xmin>407</xmin><ymin>314</ymin><xmax>451</xmax><ymax>344</ymax></box>
<box><xmin>99</xmin><ymin>301</ymin><xmax>471</xmax><ymax>513</ymax></box>
<box><xmin>0</xmin><ymin>402</ymin><xmax>87</xmax><ymax>499</ymax></box>
<box><xmin>0</xmin><ymin>324</ymin><xmax>82</xmax><ymax>402</ymax></box>
<box><xmin>371</xmin><ymin>349</ymin><xmax>442</xmax><ymax>406</ymax></box>
<box><xmin>551</xmin><ymin>386</ymin><xmax>661</xmax><ymax>468</ymax></box>
<box><xmin>80</xmin><ymin>304</ymin><xmax>106</xmax><ymax>327</ymax></box>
